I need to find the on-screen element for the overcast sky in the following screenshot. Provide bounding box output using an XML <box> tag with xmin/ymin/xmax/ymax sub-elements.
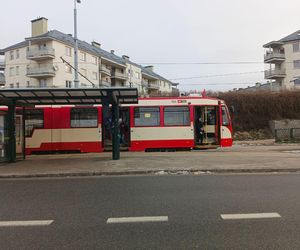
<box><xmin>1</xmin><ymin>0</ymin><xmax>300</xmax><ymax>91</ymax></box>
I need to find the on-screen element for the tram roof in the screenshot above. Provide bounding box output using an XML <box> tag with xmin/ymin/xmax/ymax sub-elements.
<box><xmin>0</xmin><ymin>87</ymin><xmax>138</xmax><ymax>106</ymax></box>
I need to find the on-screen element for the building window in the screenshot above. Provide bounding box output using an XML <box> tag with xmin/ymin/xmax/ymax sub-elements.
<box><xmin>9</xmin><ymin>67</ymin><xmax>14</xmax><ymax>76</ymax></box>
<box><xmin>135</xmin><ymin>72</ymin><xmax>140</xmax><ymax>79</ymax></box>
<box><xmin>65</xmin><ymin>46</ymin><xmax>72</xmax><ymax>56</ymax></box>
<box><xmin>66</xmin><ymin>80</ymin><xmax>72</xmax><ymax>88</ymax></box>
<box><xmin>164</xmin><ymin>107</ymin><xmax>190</xmax><ymax>126</ymax></box>
<box><xmin>81</xmin><ymin>68</ymin><xmax>87</xmax><ymax>77</ymax></box>
<box><xmin>39</xmin><ymin>79</ymin><xmax>47</xmax><ymax>88</ymax></box>
<box><xmin>10</xmin><ymin>51</ymin><xmax>14</xmax><ymax>60</ymax></box>
<box><xmin>70</xmin><ymin>108</ymin><xmax>98</xmax><ymax>128</ymax></box>
<box><xmin>65</xmin><ymin>65</ymin><xmax>72</xmax><ymax>73</ymax></box>
<box><xmin>16</xmin><ymin>66</ymin><xmax>19</xmax><ymax>76</ymax></box>
<box><xmin>39</xmin><ymin>44</ymin><xmax>47</xmax><ymax>50</ymax></box>
<box><xmin>92</xmin><ymin>72</ymin><xmax>98</xmax><ymax>80</ymax></box>
<box><xmin>293</xmin><ymin>43</ymin><xmax>300</xmax><ymax>52</ymax></box>
<box><xmin>134</xmin><ymin>107</ymin><xmax>160</xmax><ymax>127</ymax></box>
<box><xmin>26</xmin><ymin>81</ymin><xmax>30</xmax><ymax>88</ymax></box>
<box><xmin>294</xmin><ymin>60</ymin><xmax>300</xmax><ymax>69</ymax></box>
<box><xmin>92</xmin><ymin>56</ymin><xmax>97</xmax><ymax>65</ymax></box>
<box><xmin>25</xmin><ymin>109</ymin><xmax>44</xmax><ymax>137</ymax></box>
<box><xmin>9</xmin><ymin>83</ymin><xmax>14</xmax><ymax>88</ymax></box>
<box><xmin>16</xmin><ymin>82</ymin><xmax>19</xmax><ymax>88</ymax></box>
<box><xmin>294</xmin><ymin>78</ymin><xmax>300</xmax><ymax>85</ymax></box>
<box><xmin>80</xmin><ymin>51</ymin><xmax>86</xmax><ymax>61</ymax></box>
<box><xmin>16</xmin><ymin>49</ymin><xmax>20</xmax><ymax>59</ymax></box>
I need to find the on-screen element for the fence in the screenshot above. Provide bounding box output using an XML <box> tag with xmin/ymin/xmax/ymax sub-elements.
<box><xmin>275</xmin><ymin>128</ymin><xmax>300</xmax><ymax>142</ymax></box>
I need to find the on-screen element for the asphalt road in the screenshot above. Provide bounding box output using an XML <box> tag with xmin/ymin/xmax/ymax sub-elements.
<box><xmin>0</xmin><ymin>174</ymin><xmax>300</xmax><ymax>250</ymax></box>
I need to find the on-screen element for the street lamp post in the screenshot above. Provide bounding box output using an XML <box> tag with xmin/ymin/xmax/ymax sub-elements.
<box><xmin>74</xmin><ymin>0</ymin><xmax>81</xmax><ymax>88</ymax></box>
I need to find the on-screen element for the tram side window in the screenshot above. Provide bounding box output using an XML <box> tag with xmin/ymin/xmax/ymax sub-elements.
<box><xmin>71</xmin><ymin>108</ymin><xmax>98</xmax><ymax>128</ymax></box>
<box><xmin>222</xmin><ymin>106</ymin><xmax>230</xmax><ymax>126</ymax></box>
<box><xmin>134</xmin><ymin>107</ymin><xmax>160</xmax><ymax>126</ymax></box>
<box><xmin>25</xmin><ymin>109</ymin><xmax>44</xmax><ymax>137</ymax></box>
<box><xmin>164</xmin><ymin>107</ymin><xmax>190</xmax><ymax>126</ymax></box>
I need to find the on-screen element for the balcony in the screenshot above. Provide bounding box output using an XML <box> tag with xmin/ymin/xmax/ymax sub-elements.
<box><xmin>265</xmin><ymin>69</ymin><xmax>286</xmax><ymax>79</ymax></box>
<box><xmin>0</xmin><ymin>60</ymin><xmax>4</xmax><ymax>71</ymax></box>
<box><xmin>100</xmin><ymin>81</ymin><xmax>111</xmax><ymax>87</ymax></box>
<box><xmin>148</xmin><ymin>82</ymin><xmax>160</xmax><ymax>90</ymax></box>
<box><xmin>264</xmin><ymin>51</ymin><xmax>285</xmax><ymax>63</ymax></box>
<box><xmin>27</xmin><ymin>47</ymin><xmax>55</xmax><ymax>61</ymax></box>
<box><xmin>100</xmin><ymin>66</ymin><xmax>111</xmax><ymax>76</ymax></box>
<box><xmin>26</xmin><ymin>64</ymin><xmax>56</xmax><ymax>78</ymax></box>
<box><xmin>111</xmin><ymin>71</ymin><xmax>128</xmax><ymax>80</ymax></box>
<box><xmin>141</xmin><ymin>80</ymin><xmax>148</xmax><ymax>87</ymax></box>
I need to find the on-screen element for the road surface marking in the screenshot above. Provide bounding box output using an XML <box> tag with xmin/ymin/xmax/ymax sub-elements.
<box><xmin>0</xmin><ymin>220</ymin><xmax>54</xmax><ymax>227</ymax></box>
<box><xmin>221</xmin><ymin>213</ymin><xmax>281</xmax><ymax>220</ymax></box>
<box><xmin>107</xmin><ymin>216</ymin><xmax>168</xmax><ymax>224</ymax></box>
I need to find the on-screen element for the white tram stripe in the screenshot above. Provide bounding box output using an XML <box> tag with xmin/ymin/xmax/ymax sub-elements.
<box><xmin>221</xmin><ymin>213</ymin><xmax>281</xmax><ymax>220</ymax></box>
<box><xmin>107</xmin><ymin>216</ymin><xmax>168</xmax><ymax>224</ymax></box>
<box><xmin>0</xmin><ymin>220</ymin><xmax>54</xmax><ymax>227</ymax></box>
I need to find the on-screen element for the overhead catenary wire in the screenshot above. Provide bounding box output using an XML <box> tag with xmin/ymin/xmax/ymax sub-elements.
<box><xmin>169</xmin><ymin>71</ymin><xmax>264</xmax><ymax>81</ymax></box>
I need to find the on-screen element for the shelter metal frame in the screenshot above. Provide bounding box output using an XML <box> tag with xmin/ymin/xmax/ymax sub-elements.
<box><xmin>0</xmin><ymin>87</ymin><xmax>138</xmax><ymax>162</ymax></box>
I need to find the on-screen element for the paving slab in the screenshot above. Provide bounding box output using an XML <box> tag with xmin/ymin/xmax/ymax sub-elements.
<box><xmin>0</xmin><ymin>141</ymin><xmax>300</xmax><ymax>178</ymax></box>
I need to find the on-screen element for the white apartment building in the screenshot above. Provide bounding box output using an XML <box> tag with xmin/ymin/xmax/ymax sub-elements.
<box><xmin>3</xmin><ymin>17</ymin><xmax>174</xmax><ymax>96</ymax></box>
<box><xmin>264</xmin><ymin>30</ymin><xmax>300</xmax><ymax>90</ymax></box>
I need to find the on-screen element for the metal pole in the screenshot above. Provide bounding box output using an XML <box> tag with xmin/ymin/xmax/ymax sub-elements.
<box><xmin>74</xmin><ymin>0</ymin><xmax>80</xmax><ymax>88</ymax></box>
<box><xmin>112</xmin><ymin>101</ymin><xmax>120</xmax><ymax>160</ymax></box>
<box><xmin>7</xmin><ymin>103</ymin><xmax>16</xmax><ymax>163</ymax></box>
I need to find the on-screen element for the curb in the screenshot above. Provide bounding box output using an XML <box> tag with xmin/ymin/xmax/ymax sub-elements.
<box><xmin>0</xmin><ymin>168</ymin><xmax>300</xmax><ymax>179</ymax></box>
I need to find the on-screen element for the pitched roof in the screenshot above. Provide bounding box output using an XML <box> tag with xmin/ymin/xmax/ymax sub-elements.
<box><xmin>280</xmin><ymin>30</ymin><xmax>300</xmax><ymax>43</ymax></box>
<box><xmin>122</xmin><ymin>57</ymin><xmax>172</xmax><ymax>83</ymax></box>
<box><xmin>3</xmin><ymin>29</ymin><xmax>173</xmax><ymax>84</ymax></box>
<box><xmin>3</xmin><ymin>41</ymin><xmax>29</xmax><ymax>52</ymax></box>
<box><xmin>27</xmin><ymin>30</ymin><xmax>126</xmax><ymax>66</ymax></box>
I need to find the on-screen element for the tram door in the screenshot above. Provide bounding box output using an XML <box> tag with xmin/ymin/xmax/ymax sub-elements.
<box><xmin>194</xmin><ymin>106</ymin><xmax>219</xmax><ymax>146</ymax></box>
<box><xmin>102</xmin><ymin>107</ymin><xmax>130</xmax><ymax>150</ymax></box>
<box><xmin>15</xmin><ymin>115</ymin><xmax>24</xmax><ymax>157</ymax></box>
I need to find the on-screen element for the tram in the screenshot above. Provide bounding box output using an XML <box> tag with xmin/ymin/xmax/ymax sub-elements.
<box><xmin>23</xmin><ymin>96</ymin><xmax>233</xmax><ymax>155</ymax></box>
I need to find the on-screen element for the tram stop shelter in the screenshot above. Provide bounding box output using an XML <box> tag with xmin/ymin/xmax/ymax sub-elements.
<box><xmin>0</xmin><ymin>87</ymin><xmax>138</xmax><ymax>163</ymax></box>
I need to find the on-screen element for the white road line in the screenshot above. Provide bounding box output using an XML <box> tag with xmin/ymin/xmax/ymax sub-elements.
<box><xmin>107</xmin><ymin>216</ymin><xmax>168</xmax><ymax>224</ymax></box>
<box><xmin>221</xmin><ymin>213</ymin><xmax>281</xmax><ymax>220</ymax></box>
<box><xmin>0</xmin><ymin>220</ymin><xmax>54</xmax><ymax>227</ymax></box>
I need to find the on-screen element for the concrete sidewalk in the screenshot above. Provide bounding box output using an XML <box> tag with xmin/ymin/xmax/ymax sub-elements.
<box><xmin>1</xmin><ymin>140</ymin><xmax>300</xmax><ymax>178</ymax></box>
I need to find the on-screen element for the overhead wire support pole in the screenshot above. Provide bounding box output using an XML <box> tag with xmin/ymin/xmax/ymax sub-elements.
<box><xmin>74</xmin><ymin>0</ymin><xmax>81</xmax><ymax>88</ymax></box>
<box><xmin>111</xmin><ymin>93</ymin><xmax>120</xmax><ymax>160</ymax></box>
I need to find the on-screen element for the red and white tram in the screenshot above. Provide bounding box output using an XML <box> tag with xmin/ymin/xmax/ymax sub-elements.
<box><xmin>23</xmin><ymin>96</ymin><xmax>233</xmax><ymax>155</ymax></box>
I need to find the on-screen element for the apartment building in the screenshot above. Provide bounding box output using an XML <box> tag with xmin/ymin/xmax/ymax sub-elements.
<box><xmin>264</xmin><ymin>30</ymin><xmax>300</xmax><ymax>90</ymax></box>
<box><xmin>2</xmin><ymin>17</ymin><xmax>174</xmax><ymax>95</ymax></box>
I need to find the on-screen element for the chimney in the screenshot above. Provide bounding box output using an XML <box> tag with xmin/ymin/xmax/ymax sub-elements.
<box><xmin>145</xmin><ymin>65</ymin><xmax>154</xmax><ymax>71</ymax></box>
<box><xmin>31</xmin><ymin>17</ymin><xmax>48</xmax><ymax>37</ymax></box>
<box><xmin>91</xmin><ymin>41</ymin><xmax>101</xmax><ymax>48</ymax></box>
<box><xmin>122</xmin><ymin>55</ymin><xmax>130</xmax><ymax>60</ymax></box>
<box><xmin>110</xmin><ymin>50</ymin><xmax>115</xmax><ymax>54</ymax></box>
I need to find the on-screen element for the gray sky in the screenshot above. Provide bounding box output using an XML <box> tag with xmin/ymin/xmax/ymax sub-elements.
<box><xmin>1</xmin><ymin>0</ymin><xmax>300</xmax><ymax>91</ymax></box>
